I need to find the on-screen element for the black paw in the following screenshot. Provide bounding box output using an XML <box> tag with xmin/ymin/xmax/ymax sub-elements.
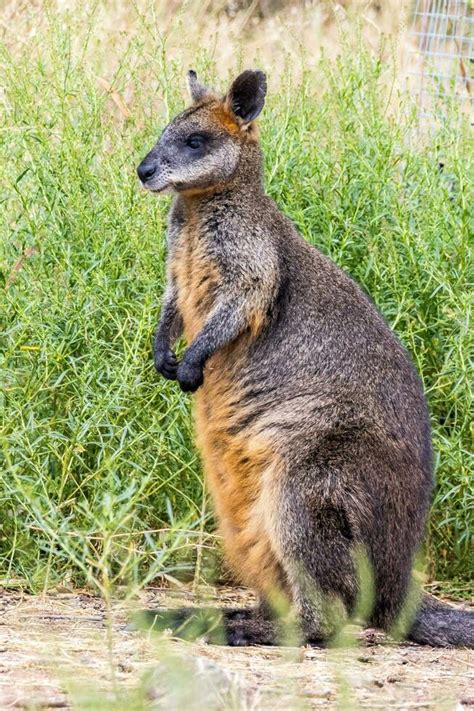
<box><xmin>154</xmin><ymin>347</ymin><xmax>178</xmax><ymax>380</ymax></box>
<box><xmin>176</xmin><ymin>359</ymin><xmax>204</xmax><ymax>393</ymax></box>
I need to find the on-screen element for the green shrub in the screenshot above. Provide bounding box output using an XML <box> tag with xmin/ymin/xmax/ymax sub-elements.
<box><xmin>0</xmin><ymin>7</ymin><xmax>472</xmax><ymax>591</ymax></box>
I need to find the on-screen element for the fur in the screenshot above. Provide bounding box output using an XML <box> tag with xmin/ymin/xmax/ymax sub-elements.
<box><xmin>137</xmin><ymin>70</ymin><xmax>474</xmax><ymax>648</ymax></box>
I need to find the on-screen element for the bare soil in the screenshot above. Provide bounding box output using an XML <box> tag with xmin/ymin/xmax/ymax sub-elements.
<box><xmin>0</xmin><ymin>586</ymin><xmax>473</xmax><ymax>710</ymax></box>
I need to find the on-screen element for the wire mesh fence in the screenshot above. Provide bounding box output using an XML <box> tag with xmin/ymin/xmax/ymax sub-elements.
<box><xmin>411</xmin><ymin>0</ymin><xmax>474</xmax><ymax>127</ymax></box>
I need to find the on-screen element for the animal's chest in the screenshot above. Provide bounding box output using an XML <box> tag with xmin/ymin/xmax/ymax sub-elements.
<box><xmin>170</xmin><ymin>224</ymin><xmax>220</xmax><ymax>343</ymax></box>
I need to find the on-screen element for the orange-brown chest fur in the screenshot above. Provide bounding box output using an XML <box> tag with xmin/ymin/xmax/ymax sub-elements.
<box><xmin>171</xmin><ymin>219</ymin><xmax>220</xmax><ymax>343</ymax></box>
<box><xmin>171</xmin><ymin>219</ymin><xmax>284</xmax><ymax>595</ymax></box>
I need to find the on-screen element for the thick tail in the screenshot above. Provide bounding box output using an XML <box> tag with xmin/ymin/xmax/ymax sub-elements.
<box><xmin>408</xmin><ymin>594</ymin><xmax>474</xmax><ymax>648</ymax></box>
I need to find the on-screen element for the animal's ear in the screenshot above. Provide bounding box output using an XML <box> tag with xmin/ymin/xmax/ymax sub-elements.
<box><xmin>225</xmin><ymin>70</ymin><xmax>267</xmax><ymax>124</ymax></box>
<box><xmin>187</xmin><ymin>69</ymin><xmax>210</xmax><ymax>103</ymax></box>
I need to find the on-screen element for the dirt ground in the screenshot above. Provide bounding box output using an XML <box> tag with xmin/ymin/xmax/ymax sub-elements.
<box><xmin>0</xmin><ymin>586</ymin><xmax>473</xmax><ymax>710</ymax></box>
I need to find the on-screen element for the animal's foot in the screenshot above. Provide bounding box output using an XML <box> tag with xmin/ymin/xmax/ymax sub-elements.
<box><xmin>132</xmin><ymin>607</ymin><xmax>277</xmax><ymax>646</ymax></box>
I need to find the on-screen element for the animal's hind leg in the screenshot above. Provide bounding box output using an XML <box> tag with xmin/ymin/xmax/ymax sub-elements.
<box><xmin>367</xmin><ymin>507</ymin><xmax>421</xmax><ymax>633</ymax></box>
<box><xmin>271</xmin><ymin>463</ymin><xmax>359</xmax><ymax>643</ymax></box>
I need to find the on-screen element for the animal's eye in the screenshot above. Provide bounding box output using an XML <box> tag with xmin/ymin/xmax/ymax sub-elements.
<box><xmin>186</xmin><ymin>134</ymin><xmax>205</xmax><ymax>150</ymax></box>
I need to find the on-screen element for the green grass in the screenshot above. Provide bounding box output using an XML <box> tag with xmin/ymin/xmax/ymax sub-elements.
<box><xmin>0</xmin><ymin>5</ymin><xmax>472</xmax><ymax>595</ymax></box>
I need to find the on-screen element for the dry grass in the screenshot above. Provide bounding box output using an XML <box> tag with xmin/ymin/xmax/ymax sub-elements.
<box><xmin>1</xmin><ymin>586</ymin><xmax>473</xmax><ymax>709</ymax></box>
<box><xmin>0</xmin><ymin>0</ymin><xmax>412</xmax><ymax>77</ymax></box>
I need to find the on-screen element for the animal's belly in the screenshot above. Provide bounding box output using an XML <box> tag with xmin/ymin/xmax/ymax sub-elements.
<box><xmin>194</xmin><ymin>375</ymin><xmax>286</xmax><ymax>594</ymax></box>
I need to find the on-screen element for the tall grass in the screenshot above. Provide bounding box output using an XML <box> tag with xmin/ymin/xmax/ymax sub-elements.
<box><xmin>0</xmin><ymin>3</ymin><xmax>472</xmax><ymax>594</ymax></box>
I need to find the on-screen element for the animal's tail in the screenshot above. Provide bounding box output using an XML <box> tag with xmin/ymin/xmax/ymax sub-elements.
<box><xmin>407</xmin><ymin>593</ymin><xmax>474</xmax><ymax>648</ymax></box>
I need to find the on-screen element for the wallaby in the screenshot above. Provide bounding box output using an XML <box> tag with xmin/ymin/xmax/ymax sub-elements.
<box><xmin>136</xmin><ymin>69</ymin><xmax>473</xmax><ymax>647</ymax></box>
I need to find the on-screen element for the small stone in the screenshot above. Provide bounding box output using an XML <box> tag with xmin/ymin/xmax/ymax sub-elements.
<box><xmin>118</xmin><ymin>661</ymin><xmax>133</xmax><ymax>673</ymax></box>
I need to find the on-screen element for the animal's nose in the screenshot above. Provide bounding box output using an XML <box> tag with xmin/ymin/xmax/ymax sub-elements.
<box><xmin>137</xmin><ymin>161</ymin><xmax>156</xmax><ymax>183</ymax></box>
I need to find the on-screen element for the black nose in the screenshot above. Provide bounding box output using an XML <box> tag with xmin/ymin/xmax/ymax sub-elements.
<box><xmin>137</xmin><ymin>161</ymin><xmax>156</xmax><ymax>183</ymax></box>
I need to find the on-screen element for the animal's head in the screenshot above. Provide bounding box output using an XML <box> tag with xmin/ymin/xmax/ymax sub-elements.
<box><xmin>137</xmin><ymin>69</ymin><xmax>267</xmax><ymax>195</ymax></box>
